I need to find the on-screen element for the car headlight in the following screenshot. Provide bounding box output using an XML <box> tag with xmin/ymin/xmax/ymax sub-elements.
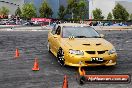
<box><xmin>69</xmin><ymin>49</ymin><xmax>84</xmax><ymax>55</ymax></box>
<box><xmin>108</xmin><ymin>48</ymin><xmax>116</xmax><ymax>54</ymax></box>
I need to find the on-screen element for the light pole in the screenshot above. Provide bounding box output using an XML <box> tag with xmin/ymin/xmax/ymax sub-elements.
<box><xmin>88</xmin><ymin>0</ymin><xmax>94</xmax><ymax>26</ymax></box>
<box><xmin>88</xmin><ymin>0</ymin><xmax>94</xmax><ymax>19</ymax></box>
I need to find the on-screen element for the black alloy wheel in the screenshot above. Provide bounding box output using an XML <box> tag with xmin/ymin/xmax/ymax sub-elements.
<box><xmin>57</xmin><ymin>48</ymin><xmax>65</xmax><ymax>66</ymax></box>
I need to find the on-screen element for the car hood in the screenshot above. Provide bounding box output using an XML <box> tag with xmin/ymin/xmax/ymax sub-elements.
<box><xmin>61</xmin><ymin>38</ymin><xmax>114</xmax><ymax>51</ymax></box>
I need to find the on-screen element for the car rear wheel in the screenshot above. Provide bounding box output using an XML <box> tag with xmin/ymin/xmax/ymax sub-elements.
<box><xmin>57</xmin><ymin>48</ymin><xmax>65</xmax><ymax>66</ymax></box>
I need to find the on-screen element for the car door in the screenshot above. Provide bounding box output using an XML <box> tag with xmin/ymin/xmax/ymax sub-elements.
<box><xmin>53</xmin><ymin>26</ymin><xmax>61</xmax><ymax>53</ymax></box>
<box><xmin>48</xmin><ymin>25</ymin><xmax>61</xmax><ymax>55</ymax></box>
<box><xmin>48</xmin><ymin>24</ymin><xmax>58</xmax><ymax>53</ymax></box>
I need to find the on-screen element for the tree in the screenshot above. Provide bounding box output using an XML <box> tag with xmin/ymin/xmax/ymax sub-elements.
<box><xmin>15</xmin><ymin>7</ymin><xmax>22</xmax><ymax>17</ymax></box>
<box><xmin>22</xmin><ymin>3</ymin><xmax>36</xmax><ymax>20</ymax></box>
<box><xmin>39</xmin><ymin>1</ymin><xmax>53</xmax><ymax>18</ymax></box>
<box><xmin>0</xmin><ymin>6</ymin><xmax>9</xmax><ymax>15</ymax></box>
<box><xmin>67</xmin><ymin>0</ymin><xmax>78</xmax><ymax>19</ymax></box>
<box><xmin>130</xmin><ymin>14</ymin><xmax>132</xmax><ymax>20</ymax></box>
<box><xmin>107</xmin><ymin>12</ymin><xmax>113</xmax><ymax>20</ymax></box>
<box><xmin>78</xmin><ymin>0</ymin><xmax>88</xmax><ymax>20</ymax></box>
<box><xmin>112</xmin><ymin>3</ymin><xmax>129</xmax><ymax>21</ymax></box>
<box><xmin>0</xmin><ymin>8</ymin><xmax>1</xmax><ymax>14</ymax></box>
<box><xmin>58</xmin><ymin>5</ymin><xmax>66</xmax><ymax>20</ymax></box>
<box><xmin>92</xmin><ymin>8</ymin><xmax>104</xmax><ymax>20</ymax></box>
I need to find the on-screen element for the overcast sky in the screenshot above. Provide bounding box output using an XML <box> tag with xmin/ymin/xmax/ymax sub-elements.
<box><xmin>116</xmin><ymin>0</ymin><xmax>132</xmax><ymax>1</ymax></box>
<box><xmin>88</xmin><ymin>0</ymin><xmax>132</xmax><ymax>1</ymax></box>
<box><xmin>89</xmin><ymin>0</ymin><xmax>132</xmax><ymax>18</ymax></box>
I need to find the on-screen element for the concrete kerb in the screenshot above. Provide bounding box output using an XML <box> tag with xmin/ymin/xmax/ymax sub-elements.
<box><xmin>0</xmin><ymin>29</ymin><xmax>49</xmax><ymax>32</ymax></box>
<box><xmin>0</xmin><ymin>25</ymin><xmax>132</xmax><ymax>31</ymax></box>
<box><xmin>93</xmin><ymin>26</ymin><xmax>132</xmax><ymax>31</ymax></box>
<box><xmin>0</xmin><ymin>25</ymin><xmax>50</xmax><ymax>31</ymax></box>
<box><xmin>0</xmin><ymin>25</ymin><xmax>23</xmax><ymax>29</ymax></box>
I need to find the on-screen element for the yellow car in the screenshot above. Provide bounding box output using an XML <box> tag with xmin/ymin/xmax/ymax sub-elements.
<box><xmin>47</xmin><ymin>23</ymin><xmax>117</xmax><ymax>67</ymax></box>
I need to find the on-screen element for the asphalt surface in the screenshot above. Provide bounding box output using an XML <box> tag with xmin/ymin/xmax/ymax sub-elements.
<box><xmin>0</xmin><ymin>30</ymin><xmax>132</xmax><ymax>88</ymax></box>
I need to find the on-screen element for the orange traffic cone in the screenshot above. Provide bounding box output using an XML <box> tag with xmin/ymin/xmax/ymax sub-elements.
<box><xmin>79</xmin><ymin>67</ymin><xmax>86</xmax><ymax>76</ymax></box>
<box><xmin>32</xmin><ymin>58</ymin><xmax>40</xmax><ymax>71</ymax></box>
<box><xmin>62</xmin><ymin>75</ymin><xmax>68</xmax><ymax>88</ymax></box>
<box><xmin>15</xmin><ymin>48</ymin><xmax>19</xmax><ymax>58</ymax></box>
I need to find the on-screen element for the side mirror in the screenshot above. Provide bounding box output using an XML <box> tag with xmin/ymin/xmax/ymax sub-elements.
<box><xmin>100</xmin><ymin>34</ymin><xmax>104</xmax><ymax>38</ymax></box>
<box><xmin>53</xmin><ymin>34</ymin><xmax>58</xmax><ymax>38</ymax></box>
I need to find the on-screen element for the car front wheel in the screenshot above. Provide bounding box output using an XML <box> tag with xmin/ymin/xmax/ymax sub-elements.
<box><xmin>57</xmin><ymin>48</ymin><xmax>65</xmax><ymax>66</ymax></box>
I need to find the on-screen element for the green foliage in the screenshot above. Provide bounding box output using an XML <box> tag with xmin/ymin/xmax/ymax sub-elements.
<box><xmin>66</xmin><ymin>0</ymin><xmax>88</xmax><ymax>20</ymax></box>
<box><xmin>39</xmin><ymin>1</ymin><xmax>53</xmax><ymax>18</ymax></box>
<box><xmin>15</xmin><ymin>7</ymin><xmax>22</xmax><ymax>17</ymax></box>
<box><xmin>112</xmin><ymin>3</ymin><xmax>129</xmax><ymax>21</ymax></box>
<box><xmin>130</xmin><ymin>14</ymin><xmax>132</xmax><ymax>20</ymax></box>
<box><xmin>58</xmin><ymin>5</ymin><xmax>66</xmax><ymax>19</ymax></box>
<box><xmin>0</xmin><ymin>6</ymin><xmax>9</xmax><ymax>15</ymax></box>
<box><xmin>92</xmin><ymin>8</ymin><xmax>104</xmax><ymax>20</ymax></box>
<box><xmin>22</xmin><ymin>3</ymin><xmax>36</xmax><ymax>20</ymax></box>
<box><xmin>78</xmin><ymin>0</ymin><xmax>88</xmax><ymax>20</ymax></box>
<box><xmin>107</xmin><ymin>12</ymin><xmax>113</xmax><ymax>20</ymax></box>
<box><xmin>67</xmin><ymin>0</ymin><xmax>78</xmax><ymax>19</ymax></box>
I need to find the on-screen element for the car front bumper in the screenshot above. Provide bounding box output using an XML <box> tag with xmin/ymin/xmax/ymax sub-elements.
<box><xmin>64</xmin><ymin>53</ymin><xmax>117</xmax><ymax>67</ymax></box>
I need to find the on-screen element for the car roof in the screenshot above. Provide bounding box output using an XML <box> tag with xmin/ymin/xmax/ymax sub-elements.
<box><xmin>58</xmin><ymin>23</ymin><xmax>90</xmax><ymax>27</ymax></box>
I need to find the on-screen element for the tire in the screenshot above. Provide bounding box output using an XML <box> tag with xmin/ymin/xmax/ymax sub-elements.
<box><xmin>57</xmin><ymin>48</ymin><xmax>65</xmax><ymax>66</ymax></box>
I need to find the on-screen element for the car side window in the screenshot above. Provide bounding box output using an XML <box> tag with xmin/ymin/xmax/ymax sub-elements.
<box><xmin>55</xmin><ymin>26</ymin><xmax>61</xmax><ymax>35</ymax></box>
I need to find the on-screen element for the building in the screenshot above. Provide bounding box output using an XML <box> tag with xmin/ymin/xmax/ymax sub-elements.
<box><xmin>89</xmin><ymin>0</ymin><xmax>132</xmax><ymax>19</ymax></box>
<box><xmin>0</xmin><ymin>0</ymin><xmax>89</xmax><ymax>19</ymax></box>
<box><xmin>0</xmin><ymin>0</ymin><xmax>24</xmax><ymax>15</ymax></box>
<box><xmin>0</xmin><ymin>0</ymin><xmax>66</xmax><ymax>18</ymax></box>
<box><xmin>116</xmin><ymin>1</ymin><xmax>132</xmax><ymax>14</ymax></box>
<box><xmin>0</xmin><ymin>0</ymin><xmax>132</xmax><ymax>19</ymax></box>
<box><xmin>47</xmin><ymin>0</ymin><xmax>89</xmax><ymax>19</ymax></box>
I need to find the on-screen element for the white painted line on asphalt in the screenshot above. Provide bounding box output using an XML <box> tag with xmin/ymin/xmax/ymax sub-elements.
<box><xmin>0</xmin><ymin>29</ymin><xmax>49</xmax><ymax>32</ymax></box>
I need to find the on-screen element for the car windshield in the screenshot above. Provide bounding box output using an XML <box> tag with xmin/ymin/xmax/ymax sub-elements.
<box><xmin>62</xmin><ymin>26</ymin><xmax>100</xmax><ymax>38</ymax></box>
